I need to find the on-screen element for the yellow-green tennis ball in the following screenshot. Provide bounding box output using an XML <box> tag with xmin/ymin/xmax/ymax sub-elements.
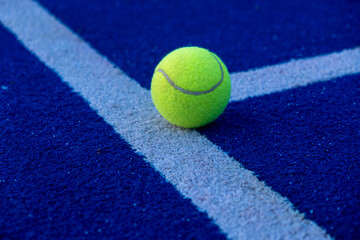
<box><xmin>151</xmin><ymin>47</ymin><xmax>231</xmax><ymax>128</ymax></box>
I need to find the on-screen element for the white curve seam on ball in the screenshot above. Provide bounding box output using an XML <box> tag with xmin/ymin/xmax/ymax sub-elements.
<box><xmin>156</xmin><ymin>53</ymin><xmax>224</xmax><ymax>96</ymax></box>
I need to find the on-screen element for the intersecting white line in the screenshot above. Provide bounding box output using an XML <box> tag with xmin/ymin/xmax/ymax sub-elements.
<box><xmin>230</xmin><ymin>48</ymin><xmax>360</xmax><ymax>102</ymax></box>
<box><xmin>0</xmin><ymin>0</ymin><xmax>350</xmax><ymax>239</ymax></box>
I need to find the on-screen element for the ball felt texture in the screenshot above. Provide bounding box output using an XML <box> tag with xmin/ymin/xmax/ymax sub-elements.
<box><xmin>151</xmin><ymin>47</ymin><xmax>231</xmax><ymax>128</ymax></box>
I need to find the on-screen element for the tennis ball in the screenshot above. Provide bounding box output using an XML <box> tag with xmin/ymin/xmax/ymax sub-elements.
<box><xmin>151</xmin><ymin>47</ymin><xmax>231</xmax><ymax>128</ymax></box>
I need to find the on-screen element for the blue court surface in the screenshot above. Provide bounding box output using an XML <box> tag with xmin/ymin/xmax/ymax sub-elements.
<box><xmin>0</xmin><ymin>0</ymin><xmax>359</xmax><ymax>239</ymax></box>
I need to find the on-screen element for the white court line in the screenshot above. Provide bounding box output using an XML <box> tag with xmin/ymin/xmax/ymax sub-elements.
<box><xmin>230</xmin><ymin>48</ymin><xmax>360</xmax><ymax>102</ymax></box>
<box><xmin>0</xmin><ymin>0</ymin><xmax>338</xmax><ymax>239</ymax></box>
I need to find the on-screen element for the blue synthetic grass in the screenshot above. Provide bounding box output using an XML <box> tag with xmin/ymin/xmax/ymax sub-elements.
<box><xmin>0</xmin><ymin>26</ymin><xmax>226</xmax><ymax>239</ymax></box>
<box><xmin>37</xmin><ymin>0</ymin><xmax>360</xmax><ymax>89</ymax></box>
<box><xmin>1</xmin><ymin>0</ymin><xmax>359</xmax><ymax>239</ymax></box>
<box><xmin>199</xmin><ymin>75</ymin><xmax>360</xmax><ymax>239</ymax></box>
<box><xmin>32</xmin><ymin>1</ymin><xmax>360</xmax><ymax>238</ymax></box>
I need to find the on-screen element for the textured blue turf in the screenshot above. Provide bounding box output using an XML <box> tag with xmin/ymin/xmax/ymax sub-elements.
<box><xmin>31</xmin><ymin>2</ymin><xmax>360</xmax><ymax>238</ymax></box>
<box><xmin>37</xmin><ymin>0</ymin><xmax>360</xmax><ymax>89</ymax></box>
<box><xmin>199</xmin><ymin>75</ymin><xmax>360</xmax><ymax>239</ymax></box>
<box><xmin>0</xmin><ymin>26</ymin><xmax>226</xmax><ymax>239</ymax></box>
<box><xmin>2</xmin><ymin>0</ymin><xmax>360</xmax><ymax>239</ymax></box>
